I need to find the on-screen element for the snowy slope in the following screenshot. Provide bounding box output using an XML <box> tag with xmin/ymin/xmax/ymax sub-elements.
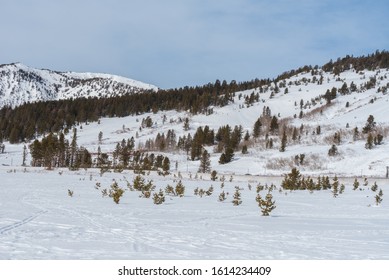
<box><xmin>0</xmin><ymin>64</ymin><xmax>389</xmax><ymax>260</ymax></box>
<box><xmin>0</xmin><ymin>63</ymin><xmax>158</xmax><ymax>108</ymax></box>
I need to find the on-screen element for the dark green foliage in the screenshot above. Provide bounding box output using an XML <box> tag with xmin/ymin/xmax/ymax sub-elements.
<box><xmin>362</xmin><ymin>115</ymin><xmax>376</xmax><ymax>134</ymax></box>
<box><xmin>0</xmin><ymin>79</ymin><xmax>266</xmax><ymax>143</ymax></box>
<box><xmin>253</xmin><ymin>118</ymin><xmax>262</xmax><ymax>138</ymax></box>
<box><xmin>281</xmin><ymin>168</ymin><xmax>302</xmax><ymax>190</ymax></box>
<box><xmin>219</xmin><ymin>147</ymin><xmax>234</xmax><ymax>164</ymax></box>
<box><xmin>198</xmin><ymin>149</ymin><xmax>211</xmax><ymax>173</ymax></box>
<box><xmin>269</xmin><ymin>116</ymin><xmax>279</xmax><ymax>134</ymax></box>
<box><xmin>29</xmin><ymin>132</ymin><xmax>91</xmax><ymax>169</ymax></box>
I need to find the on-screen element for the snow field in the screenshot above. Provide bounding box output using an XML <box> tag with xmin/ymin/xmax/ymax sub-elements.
<box><xmin>0</xmin><ymin>166</ymin><xmax>388</xmax><ymax>259</ymax></box>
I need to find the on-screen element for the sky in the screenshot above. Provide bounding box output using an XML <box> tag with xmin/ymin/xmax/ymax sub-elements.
<box><xmin>1</xmin><ymin>0</ymin><xmax>388</xmax><ymax>89</ymax></box>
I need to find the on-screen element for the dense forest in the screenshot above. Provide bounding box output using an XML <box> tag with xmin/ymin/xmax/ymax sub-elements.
<box><xmin>0</xmin><ymin>50</ymin><xmax>388</xmax><ymax>144</ymax></box>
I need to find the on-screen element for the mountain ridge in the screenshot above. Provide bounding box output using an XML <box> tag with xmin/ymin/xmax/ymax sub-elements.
<box><xmin>0</xmin><ymin>63</ymin><xmax>158</xmax><ymax>108</ymax></box>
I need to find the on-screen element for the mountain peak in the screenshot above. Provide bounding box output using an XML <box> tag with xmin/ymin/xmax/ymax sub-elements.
<box><xmin>0</xmin><ymin>63</ymin><xmax>158</xmax><ymax>108</ymax></box>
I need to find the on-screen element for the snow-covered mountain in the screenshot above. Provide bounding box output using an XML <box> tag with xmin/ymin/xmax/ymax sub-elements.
<box><xmin>0</xmin><ymin>63</ymin><xmax>158</xmax><ymax>108</ymax></box>
<box><xmin>1</xmin><ymin>58</ymin><xmax>389</xmax><ymax>261</ymax></box>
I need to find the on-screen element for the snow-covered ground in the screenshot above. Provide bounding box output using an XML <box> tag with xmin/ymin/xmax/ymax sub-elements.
<box><xmin>0</xmin><ymin>166</ymin><xmax>388</xmax><ymax>260</ymax></box>
<box><xmin>1</xmin><ymin>66</ymin><xmax>389</xmax><ymax>259</ymax></box>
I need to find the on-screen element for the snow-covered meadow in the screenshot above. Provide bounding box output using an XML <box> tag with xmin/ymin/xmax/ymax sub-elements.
<box><xmin>0</xmin><ymin>165</ymin><xmax>388</xmax><ymax>260</ymax></box>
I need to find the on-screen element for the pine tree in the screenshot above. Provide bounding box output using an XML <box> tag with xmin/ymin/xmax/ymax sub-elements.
<box><xmin>332</xmin><ymin>175</ymin><xmax>339</xmax><ymax>198</ymax></box>
<box><xmin>153</xmin><ymin>189</ymin><xmax>165</xmax><ymax>205</ymax></box>
<box><xmin>22</xmin><ymin>144</ymin><xmax>28</xmax><ymax>166</ymax></box>
<box><xmin>232</xmin><ymin>188</ymin><xmax>242</xmax><ymax>206</ymax></box>
<box><xmin>362</xmin><ymin>115</ymin><xmax>376</xmax><ymax>134</ymax></box>
<box><xmin>256</xmin><ymin>192</ymin><xmax>276</xmax><ymax>216</ymax></box>
<box><xmin>353</xmin><ymin>178</ymin><xmax>360</xmax><ymax>191</ymax></box>
<box><xmin>211</xmin><ymin>170</ymin><xmax>218</xmax><ymax>181</ymax></box>
<box><xmin>280</xmin><ymin>130</ymin><xmax>287</xmax><ymax>152</ymax></box>
<box><xmin>218</xmin><ymin>190</ymin><xmax>227</xmax><ymax>202</ymax></box>
<box><xmin>175</xmin><ymin>180</ymin><xmax>185</xmax><ymax>197</ymax></box>
<box><xmin>269</xmin><ymin>116</ymin><xmax>279</xmax><ymax>134</ymax></box>
<box><xmin>365</xmin><ymin>133</ymin><xmax>374</xmax><ymax>149</ymax></box>
<box><xmin>198</xmin><ymin>150</ymin><xmax>211</xmax><ymax>173</ymax></box>
<box><xmin>109</xmin><ymin>181</ymin><xmax>125</xmax><ymax>204</ymax></box>
<box><xmin>253</xmin><ymin>118</ymin><xmax>262</xmax><ymax>138</ymax></box>
<box><xmin>371</xmin><ymin>182</ymin><xmax>378</xmax><ymax>192</ymax></box>
<box><xmin>162</xmin><ymin>157</ymin><xmax>170</xmax><ymax>173</ymax></box>
<box><xmin>375</xmin><ymin>189</ymin><xmax>383</xmax><ymax>206</ymax></box>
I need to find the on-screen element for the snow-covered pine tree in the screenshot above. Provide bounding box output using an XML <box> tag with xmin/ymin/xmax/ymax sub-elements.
<box><xmin>371</xmin><ymin>182</ymin><xmax>378</xmax><ymax>192</ymax></box>
<box><xmin>332</xmin><ymin>175</ymin><xmax>339</xmax><ymax>197</ymax></box>
<box><xmin>256</xmin><ymin>192</ymin><xmax>276</xmax><ymax>216</ymax></box>
<box><xmin>232</xmin><ymin>188</ymin><xmax>242</xmax><ymax>206</ymax></box>
<box><xmin>353</xmin><ymin>178</ymin><xmax>360</xmax><ymax>191</ymax></box>
<box><xmin>175</xmin><ymin>180</ymin><xmax>185</xmax><ymax>197</ymax></box>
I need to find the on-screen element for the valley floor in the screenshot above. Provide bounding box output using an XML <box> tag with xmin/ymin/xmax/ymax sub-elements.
<box><xmin>0</xmin><ymin>166</ymin><xmax>388</xmax><ymax>260</ymax></box>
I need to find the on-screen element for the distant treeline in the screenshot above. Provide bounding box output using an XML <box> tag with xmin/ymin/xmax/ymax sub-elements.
<box><xmin>0</xmin><ymin>78</ymin><xmax>270</xmax><ymax>143</ymax></box>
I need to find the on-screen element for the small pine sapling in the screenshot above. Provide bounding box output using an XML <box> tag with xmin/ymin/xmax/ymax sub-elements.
<box><xmin>153</xmin><ymin>189</ymin><xmax>165</xmax><ymax>205</ymax></box>
<box><xmin>371</xmin><ymin>182</ymin><xmax>378</xmax><ymax>192</ymax></box>
<box><xmin>109</xmin><ymin>181</ymin><xmax>125</xmax><ymax>204</ymax></box>
<box><xmin>339</xmin><ymin>184</ymin><xmax>345</xmax><ymax>194</ymax></box>
<box><xmin>375</xmin><ymin>189</ymin><xmax>383</xmax><ymax>206</ymax></box>
<box><xmin>332</xmin><ymin>175</ymin><xmax>339</xmax><ymax>198</ymax></box>
<box><xmin>256</xmin><ymin>192</ymin><xmax>277</xmax><ymax>216</ymax></box>
<box><xmin>353</xmin><ymin>178</ymin><xmax>360</xmax><ymax>191</ymax></box>
<box><xmin>218</xmin><ymin>190</ymin><xmax>227</xmax><ymax>202</ymax></box>
<box><xmin>175</xmin><ymin>180</ymin><xmax>185</xmax><ymax>197</ymax></box>
<box><xmin>165</xmin><ymin>184</ymin><xmax>175</xmax><ymax>196</ymax></box>
<box><xmin>232</xmin><ymin>188</ymin><xmax>242</xmax><ymax>206</ymax></box>
<box><xmin>205</xmin><ymin>186</ymin><xmax>214</xmax><ymax>196</ymax></box>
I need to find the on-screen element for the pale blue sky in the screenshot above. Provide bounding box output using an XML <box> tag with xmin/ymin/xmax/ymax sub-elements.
<box><xmin>1</xmin><ymin>0</ymin><xmax>388</xmax><ymax>88</ymax></box>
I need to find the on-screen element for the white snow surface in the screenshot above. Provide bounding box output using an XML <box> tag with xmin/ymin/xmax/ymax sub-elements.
<box><xmin>1</xmin><ymin>66</ymin><xmax>389</xmax><ymax>259</ymax></box>
<box><xmin>0</xmin><ymin>63</ymin><xmax>158</xmax><ymax>108</ymax></box>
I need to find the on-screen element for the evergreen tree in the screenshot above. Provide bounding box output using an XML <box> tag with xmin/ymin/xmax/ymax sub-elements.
<box><xmin>328</xmin><ymin>144</ymin><xmax>338</xmax><ymax>156</ymax></box>
<box><xmin>153</xmin><ymin>189</ymin><xmax>165</xmax><ymax>205</ymax></box>
<box><xmin>175</xmin><ymin>180</ymin><xmax>185</xmax><ymax>197</ymax></box>
<box><xmin>365</xmin><ymin>133</ymin><xmax>374</xmax><ymax>149</ymax></box>
<box><xmin>332</xmin><ymin>175</ymin><xmax>339</xmax><ymax>198</ymax></box>
<box><xmin>362</xmin><ymin>115</ymin><xmax>376</xmax><ymax>134</ymax></box>
<box><xmin>256</xmin><ymin>192</ymin><xmax>276</xmax><ymax>216</ymax></box>
<box><xmin>269</xmin><ymin>116</ymin><xmax>279</xmax><ymax>134</ymax></box>
<box><xmin>218</xmin><ymin>190</ymin><xmax>227</xmax><ymax>202</ymax></box>
<box><xmin>280</xmin><ymin>130</ymin><xmax>287</xmax><ymax>152</ymax></box>
<box><xmin>353</xmin><ymin>178</ymin><xmax>360</xmax><ymax>191</ymax></box>
<box><xmin>162</xmin><ymin>157</ymin><xmax>170</xmax><ymax>173</ymax></box>
<box><xmin>371</xmin><ymin>182</ymin><xmax>378</xmax><ymax>192</ymax></box>
<box><xmin>22</xmin><ymin>145</ymin><xmax>27</xmax><ymax>166</ymax></box>
<box><xmin>375</xmin><ymin>189</ymin><xmax>383</xmax><ymax>206</ymax></box>
<box><xmin>109</xmin><ymin>181</ymin><xmax>125</xmax><ymax>204</ymax></box>
<box><xmin>253</xmin><ymin>118</ymin><xmax>262</xmax><ymax>138</ymax></box>
<box><xmin>232</xmin><ymin>188</ymin><xmax>242</xmax><ymax>206</ymax></box>
<box><xmin>198</xmin><ymin>150</ymin><xmax>211</xmax><ymax>173</ymax></box>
